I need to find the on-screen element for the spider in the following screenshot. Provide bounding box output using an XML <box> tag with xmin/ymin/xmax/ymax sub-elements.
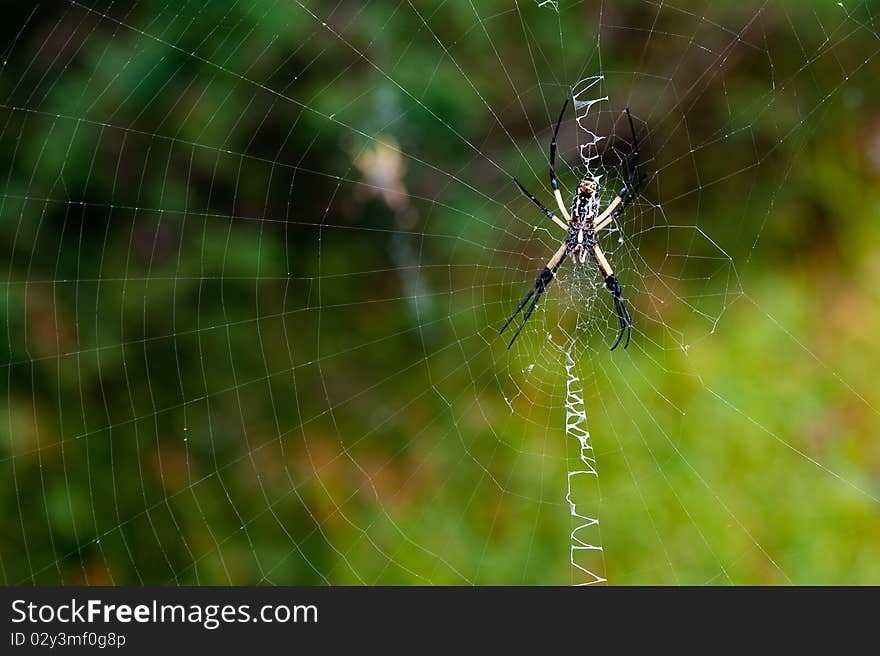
<box><xmin>501</xmin><ymin>99</ymin><xmax>643</xmax><ymax>351</ymax></box>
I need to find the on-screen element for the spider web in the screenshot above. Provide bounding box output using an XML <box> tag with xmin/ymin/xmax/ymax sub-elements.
<box><xmin>1</xmin><ymin>0</ymin><xmax>879</xmax><ymax>585</ymax></box>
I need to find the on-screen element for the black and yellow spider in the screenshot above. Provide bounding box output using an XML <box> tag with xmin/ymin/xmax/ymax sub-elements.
<box><xmin>501</xmin><ymin>99</ymin><xmax>643</xmax><ymax>350</ymax></box>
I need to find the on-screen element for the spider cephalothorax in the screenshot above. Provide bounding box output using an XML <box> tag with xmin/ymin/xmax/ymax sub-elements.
<box><xmin>503</xmin><ymin>99</ymin><xmax>644</xmax><ymax>350</ymax></box>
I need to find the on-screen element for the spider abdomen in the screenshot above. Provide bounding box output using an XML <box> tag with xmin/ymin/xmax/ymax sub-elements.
<box><xmin>571</xmin><ymin>175</ymin><xmax>601</xmax><ymax>224</ymax></box>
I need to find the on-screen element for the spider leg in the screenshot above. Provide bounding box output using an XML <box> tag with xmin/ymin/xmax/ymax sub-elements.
<box><xmin>609</xmin><ymin>291</ymin><xmax>633</xmax><ymax>350</ymax></box>
<box><xmin>501</xmin><ymin>241</ymin><xmax>569</xmax><ymax>349</ymax></box>
<box><xmin>624</xmin><ymin>107</ymin><xmax>640</xmax><ymax>170</ymax></box>
<box><xmin>591</xmin><ymin>243</ymin><xmax>633</xmax><ymax>350</ymax></box>
<box><xmin>593</xmin><ymin>171</ymin><xmax>647</xmax><ymax>232</ymax></box>
<box><xmin>613</xmin><ymin>107</ymin><xmax>644</xmax><ymax>215</ymax></box>
<box><xmin>513</xmin><ymin>178</ymin><xmax>569</xmax><ymax>232</ymax></box>
<box><xmin>593</xmin><ymin>108</ymin><xmax>645</xmax><ymax>233</ymax></box>
<box><xmin>549</xmin><ymin>99</ymin><xmax>572</xmax><ymax>222</ymax></box>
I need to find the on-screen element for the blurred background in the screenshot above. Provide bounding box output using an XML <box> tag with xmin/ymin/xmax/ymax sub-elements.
<box><xmin>1</xmin><ymin>0</ymin><xmax>879</xmax><ymax>585</ymax></box>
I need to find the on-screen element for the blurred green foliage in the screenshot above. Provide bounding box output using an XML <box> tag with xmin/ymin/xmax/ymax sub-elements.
<box><xmin>1</xmin><ymin>0</ymin><xmax>879</xmax><ymax>585</ymax></box>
